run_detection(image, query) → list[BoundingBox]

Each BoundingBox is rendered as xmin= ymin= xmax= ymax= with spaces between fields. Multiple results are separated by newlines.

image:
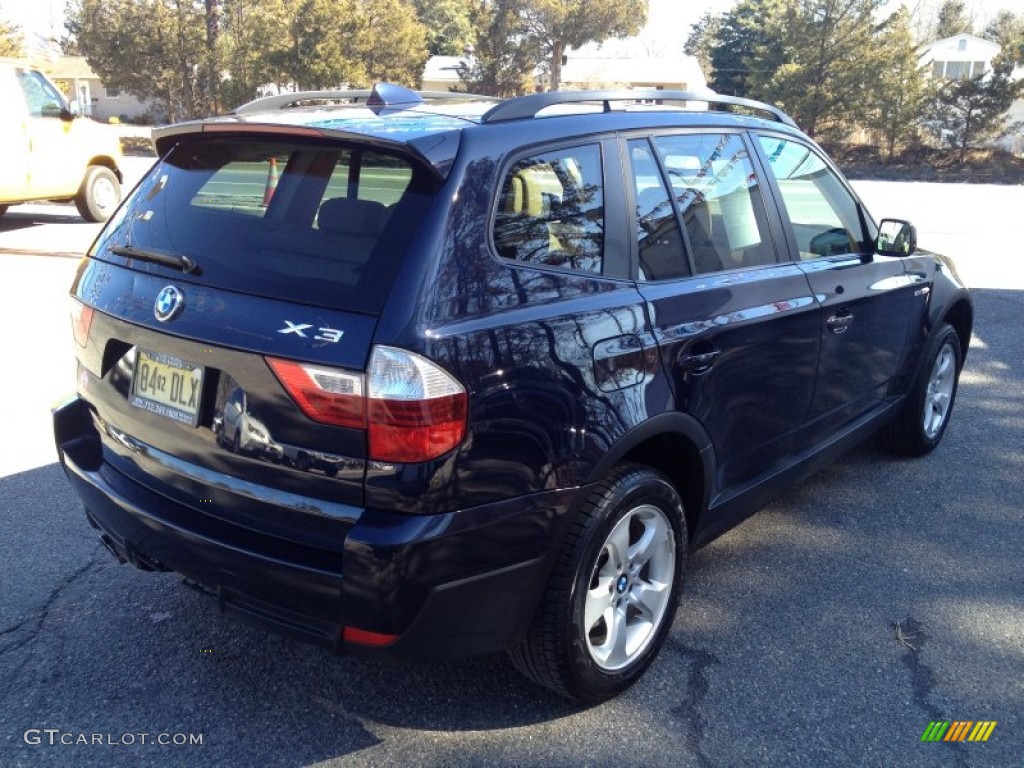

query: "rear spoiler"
xmin=151 ymin=120 xmax=461 ymax=181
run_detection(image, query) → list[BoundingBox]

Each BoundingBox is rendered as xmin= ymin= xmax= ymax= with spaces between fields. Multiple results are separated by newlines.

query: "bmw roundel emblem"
xmin=154 ymin=285 xmax=184 ymax=322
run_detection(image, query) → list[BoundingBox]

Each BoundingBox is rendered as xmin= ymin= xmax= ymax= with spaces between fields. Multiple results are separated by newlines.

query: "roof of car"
xmin=152 ymin=84 xmax=803 ymax=178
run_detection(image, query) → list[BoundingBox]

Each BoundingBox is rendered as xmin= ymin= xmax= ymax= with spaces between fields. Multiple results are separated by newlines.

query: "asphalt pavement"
xmin=0 ymin=178 xmax=1020 ymax=767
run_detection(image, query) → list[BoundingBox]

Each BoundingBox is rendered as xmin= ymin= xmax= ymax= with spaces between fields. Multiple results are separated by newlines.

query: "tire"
xmin=879 ymin=322 xmax=962 ymax=456
xmin=74 ymin=166 xmax=121 ymax=223
xmin=0 ymin=204 xmax=8 ymax=218
xmin=509 ymin=463 xmax=686 ymax=702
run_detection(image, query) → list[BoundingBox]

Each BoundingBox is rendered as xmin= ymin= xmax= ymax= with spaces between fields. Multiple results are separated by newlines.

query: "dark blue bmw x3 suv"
xmin=54 ymin=84 xmax=972 ymax=701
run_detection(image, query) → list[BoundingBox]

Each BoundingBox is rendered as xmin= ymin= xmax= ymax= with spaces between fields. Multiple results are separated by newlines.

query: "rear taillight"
xmin=265 ymin=358 xmax=365 ymax=429
xmin=367 ymin=346 xmax=467 ymax=463
xmin=70 ymin=299 xmax=94 ymax=347
xmin=267 ymin=346 xmax=467 ymax=463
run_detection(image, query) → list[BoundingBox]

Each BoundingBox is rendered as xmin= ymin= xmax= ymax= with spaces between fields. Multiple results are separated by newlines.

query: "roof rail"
xmin=480 ymin=89 xmax=798 ymax=128
xmin=233 ymin=83 xmax=497 ymax=115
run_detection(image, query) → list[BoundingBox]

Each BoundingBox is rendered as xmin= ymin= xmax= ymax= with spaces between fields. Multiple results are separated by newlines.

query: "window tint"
xmin=192 ymin=147 xmax=412 ymax=218
xmin=92 ymin=138 xmax=433 ymax=314
xmin=758 ymin=136 xmax=864 ymax=259
xmin=493 ymin=144 xmax=604 ymax=274
xmin=654 ymin=133 xmax=775 ymax=273
xmin=629 ymin=139 xmax=688 ymax=281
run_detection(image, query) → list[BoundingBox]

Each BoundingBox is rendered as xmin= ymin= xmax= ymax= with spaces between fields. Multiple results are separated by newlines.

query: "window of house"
xmin=758 ymin=136 xmax=864 ymax=260
xmin=105 ymin=86 xmax=121 ymax=99
xmin=493 ymin=144 xmax=604 ymax=274
xmin=945 ymin=61 xmax=968 ymax=79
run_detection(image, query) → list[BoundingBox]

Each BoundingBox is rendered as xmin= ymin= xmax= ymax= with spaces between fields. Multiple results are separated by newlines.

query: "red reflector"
xmin=266 ymin=357 xmax=365 ymax=429
xmin=343 ymin=626 xmax=398 ymax=647
xmin=368 ymin=394 xmax=467 ymax=463
xmin=71 ymin=301 xmax=94 ymax=347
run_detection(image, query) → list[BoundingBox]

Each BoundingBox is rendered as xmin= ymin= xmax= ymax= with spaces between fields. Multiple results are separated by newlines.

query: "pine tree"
xmin=934 ymin=0 xmax=972 ymax=39
xmin=412 ymin=0 xmax=474 ymax=57
xmin=0 ymin=19 xmax=21 ymax=57
xmin=875 ymin=6 xmax=929 ymax=160
xmin=924 ymin=55 xmax=1024 ymax=162
xmin=459 ymin=0 xmax=541 ymax=96
xmin=526 ymin=0 xmax=647 ymax=91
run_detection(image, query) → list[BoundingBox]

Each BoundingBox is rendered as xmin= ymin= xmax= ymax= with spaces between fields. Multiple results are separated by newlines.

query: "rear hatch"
xmin=71 ymin=130 xmax=442 ymax=555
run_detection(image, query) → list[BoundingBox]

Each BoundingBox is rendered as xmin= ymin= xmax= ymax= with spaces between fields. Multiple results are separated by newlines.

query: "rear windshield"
xmin=91 ymin=137 xmax=439 ymax=313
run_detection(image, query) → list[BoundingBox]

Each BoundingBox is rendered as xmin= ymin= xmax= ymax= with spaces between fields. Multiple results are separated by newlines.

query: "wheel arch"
xmin=85 ymin=155 xmax=123 ymax=183
xmin=584 ymin=413 xmax=714 ymax=542
xmin=941 ymin=297 xmax=972 ymax=368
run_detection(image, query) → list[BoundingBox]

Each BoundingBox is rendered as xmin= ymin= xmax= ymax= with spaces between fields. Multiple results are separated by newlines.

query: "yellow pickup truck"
xmin=0 ymin=59 xmax=123 ymax=222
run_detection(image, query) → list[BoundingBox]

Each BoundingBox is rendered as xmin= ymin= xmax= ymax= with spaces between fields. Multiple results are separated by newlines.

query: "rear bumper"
xmin=54 ymin=395 xmax=578 ymax=658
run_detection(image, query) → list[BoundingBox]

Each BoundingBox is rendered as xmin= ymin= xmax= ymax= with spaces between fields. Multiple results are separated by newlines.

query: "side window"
xmin=493 ymin=144 xmax=604 ymax=274
xmin=629 ymin=139 xmax=688 ymax=281
xmin=758 ymin=136 xmax=864 ymax=259
xmin=654 ymin=133 xmax=775 ymax=273
xmin=17 ymin=71 xmax=65 ymax=117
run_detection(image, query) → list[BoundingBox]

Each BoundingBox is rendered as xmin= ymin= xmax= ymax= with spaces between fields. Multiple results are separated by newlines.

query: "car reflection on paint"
xmin=214 ymin=387 xmax=283 ymax=461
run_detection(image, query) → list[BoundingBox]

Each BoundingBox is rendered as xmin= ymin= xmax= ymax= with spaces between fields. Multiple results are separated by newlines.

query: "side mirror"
xmin=875 ymin=218 xmax=917 ymax=256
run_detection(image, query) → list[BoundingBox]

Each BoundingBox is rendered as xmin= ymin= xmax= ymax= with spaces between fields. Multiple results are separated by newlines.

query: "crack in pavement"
xmin=667 ymin=639 xmax=720 ymax=768
xmin=895 ymin=616 xmax=967 ymax=768
xmin=0 ymin=549 xmax=102 ymax=672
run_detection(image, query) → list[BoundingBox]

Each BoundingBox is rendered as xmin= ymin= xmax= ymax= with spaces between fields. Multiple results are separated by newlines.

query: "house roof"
xmin=919 ymin=34 xmax=1001 ymax=58
xmin=560 ymin=53 xmax=705 ymax=88
xmin=423 ymin=56 xmax=466 ymax=85
xmin=44 ymin=56 xmax=99 ymax=80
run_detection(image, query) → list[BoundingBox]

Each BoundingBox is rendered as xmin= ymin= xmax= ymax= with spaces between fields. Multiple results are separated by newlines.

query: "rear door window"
xmin=653 ymin=133 xmax=776 ymax=273
xmin=92 ymin=138 xmax=436 ymax=314
xmin=629 ymin=138 xmax=689 ymax=281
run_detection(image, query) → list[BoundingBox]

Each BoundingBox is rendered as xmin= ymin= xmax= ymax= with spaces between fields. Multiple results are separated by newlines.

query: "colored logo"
xmin=154 ymin=285 xmax=184 ymax=322
xmin=921 ymin=721 xmax=997 ymax=742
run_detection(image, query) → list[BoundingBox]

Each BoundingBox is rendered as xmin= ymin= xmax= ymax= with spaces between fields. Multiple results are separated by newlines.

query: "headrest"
xmin=317 ymin=198 xmax=387 ymax=237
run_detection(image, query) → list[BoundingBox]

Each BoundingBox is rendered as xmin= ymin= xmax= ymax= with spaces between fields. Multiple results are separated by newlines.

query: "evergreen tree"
xmin=933 ymin=0 xmax=972 ymax=39
xmin=0 ymin=19 xmax=21 ymax=57
xmin=708 ymin=0 xmax=787 ymax=98
xmin=459 ymin=0 xmax=541 ymax=96
xmin=526 ymin=0 xmax=647 ymax=91
xmin=983 ymin=11 xmax=1024 ymax=64
xmin=353 ymin=0 xmax=429 ymax=87
xmin=875 ymin=6 xmax=929 ymax=160
xmin=749 ymin=0 xmax=888 ymax=139
xmin=67 ymin=0 xmax=207 ymax=122
xmin=684 ymin=11 xmax=721 ymax=80
xmin=924 ymin=55 xmax=1024 ymax=162
xmin=412 ymin=0 xmax=474 ymax=57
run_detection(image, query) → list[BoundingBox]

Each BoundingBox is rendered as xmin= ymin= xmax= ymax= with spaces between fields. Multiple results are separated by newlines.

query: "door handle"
xmin=826 ymin=311 xmax=854 ymax=334
xmin=679 ymin=349 xmax=720 ymax=373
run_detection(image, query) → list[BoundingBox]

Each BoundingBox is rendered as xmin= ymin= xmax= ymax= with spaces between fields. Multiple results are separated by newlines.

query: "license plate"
xmin=130 ymin=349 xmax=204 ymax=426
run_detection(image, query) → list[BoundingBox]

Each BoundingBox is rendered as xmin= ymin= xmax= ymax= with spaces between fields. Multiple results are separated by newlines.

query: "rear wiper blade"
xmin=110 ymin=244 xmax=198 ymax=274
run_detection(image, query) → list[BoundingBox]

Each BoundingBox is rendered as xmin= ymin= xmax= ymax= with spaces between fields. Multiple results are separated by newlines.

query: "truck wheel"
xmin=0 ymin=205 xmax=8 ymax=218
xmin=75 ymin=166 xmax=121 ymax=223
